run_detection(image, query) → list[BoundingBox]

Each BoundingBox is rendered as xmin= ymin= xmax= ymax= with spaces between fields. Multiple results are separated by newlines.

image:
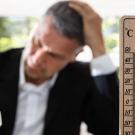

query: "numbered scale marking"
xmin=120 ymin=16 xmax=135 ymax=135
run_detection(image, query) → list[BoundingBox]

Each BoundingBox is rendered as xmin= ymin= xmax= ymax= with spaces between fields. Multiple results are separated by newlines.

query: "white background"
xmin=0 ymin=0 xmax=135 ymax=17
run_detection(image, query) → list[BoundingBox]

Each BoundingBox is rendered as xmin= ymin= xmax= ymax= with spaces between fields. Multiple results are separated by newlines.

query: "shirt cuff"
xmin=90 ymin=54 xmax=117 ymax=76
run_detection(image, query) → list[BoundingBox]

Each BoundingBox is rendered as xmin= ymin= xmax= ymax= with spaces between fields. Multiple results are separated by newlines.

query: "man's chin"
xmin=26 ymin=74 xmax=47 ymax=84
xmin=26 ymin=71 xmax=53 ymax=83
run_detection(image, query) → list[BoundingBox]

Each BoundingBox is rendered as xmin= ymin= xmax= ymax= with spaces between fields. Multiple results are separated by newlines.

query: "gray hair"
xmin=44 ymin=1 xmax=85 ymax=46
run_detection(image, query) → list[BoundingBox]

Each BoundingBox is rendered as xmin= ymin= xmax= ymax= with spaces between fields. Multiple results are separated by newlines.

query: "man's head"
xmin=24 ymin=1 xmax=85 ymax=84
xmin=45 ymin=1 xmax=85 ymax=46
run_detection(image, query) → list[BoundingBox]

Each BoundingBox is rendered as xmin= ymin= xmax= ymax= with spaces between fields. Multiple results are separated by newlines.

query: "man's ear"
xmin=70 ymin=47 xmax=84 ymax=62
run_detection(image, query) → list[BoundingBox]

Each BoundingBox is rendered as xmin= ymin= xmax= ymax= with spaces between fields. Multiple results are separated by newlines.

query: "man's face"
xmin=24 ymin=16 xmax=82 ymax=84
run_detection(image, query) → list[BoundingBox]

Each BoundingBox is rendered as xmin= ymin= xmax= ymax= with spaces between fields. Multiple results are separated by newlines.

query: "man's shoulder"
xmin=61 ymin=61 xmax=91 ymax=78
xmin=67 ymin=61 xmax=90 ymax=71
xmin=0 ymin=48 xmax=23 ymax=58
xmin=56 ymin=61 xmax=93 ymax=90
xmin=0 ymin=48 xmax=23 ymax=72
xmin=0 ymin=48 xmax=23 ymax=61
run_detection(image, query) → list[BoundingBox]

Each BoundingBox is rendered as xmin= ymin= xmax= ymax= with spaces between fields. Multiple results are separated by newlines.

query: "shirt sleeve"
xmin=90 ymin=54 xmax=117 ymax=76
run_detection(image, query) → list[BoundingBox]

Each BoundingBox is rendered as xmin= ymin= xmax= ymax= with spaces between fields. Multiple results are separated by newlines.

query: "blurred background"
xmin=0 ymin=0 xmax=134 ymax=134
xmin=0 ymin=0 xmax=135 ymax=68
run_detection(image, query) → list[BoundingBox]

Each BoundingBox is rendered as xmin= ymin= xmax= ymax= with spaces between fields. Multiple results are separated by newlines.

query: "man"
xmin=0 ymin=1 xmax=119 ymax=135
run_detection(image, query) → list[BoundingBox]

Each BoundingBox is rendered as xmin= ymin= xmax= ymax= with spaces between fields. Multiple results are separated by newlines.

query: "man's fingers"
xmin=69 ymin=1 xmax=96 ymax=15
xmin=69 ymin=2 xmax=86 ymax=16
xmin=69 ymin=1 xmax=101 ymax=21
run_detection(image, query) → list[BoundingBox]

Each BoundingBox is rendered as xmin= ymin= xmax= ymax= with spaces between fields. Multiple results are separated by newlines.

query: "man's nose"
xmin=32 ymin=47 xmax=49 ymax=67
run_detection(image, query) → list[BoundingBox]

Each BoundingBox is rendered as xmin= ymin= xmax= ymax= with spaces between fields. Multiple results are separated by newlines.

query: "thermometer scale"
xmin=120 ymin=16 xmax=135 ymax=135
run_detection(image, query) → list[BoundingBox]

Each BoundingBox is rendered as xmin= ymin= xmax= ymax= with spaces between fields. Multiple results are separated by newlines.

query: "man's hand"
xmin=69 ymin=1 xmax=106 ymax=58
